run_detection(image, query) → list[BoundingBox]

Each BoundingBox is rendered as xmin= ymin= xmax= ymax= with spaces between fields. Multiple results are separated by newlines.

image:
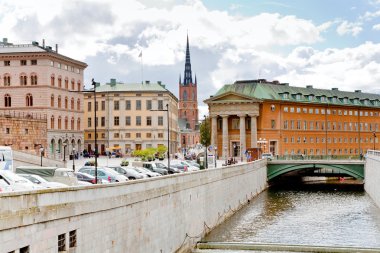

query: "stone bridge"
xmin=267 ymin=159 xmax=365 ymax=181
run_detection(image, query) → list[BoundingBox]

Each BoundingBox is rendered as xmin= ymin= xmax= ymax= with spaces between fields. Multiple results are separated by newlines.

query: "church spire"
xmin=183 ymin=34 xmax=193 ymax=85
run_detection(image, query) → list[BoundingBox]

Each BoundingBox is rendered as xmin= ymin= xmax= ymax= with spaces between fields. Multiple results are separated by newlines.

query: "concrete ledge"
xmin=196 ymin=242 xmax=380 ymax=252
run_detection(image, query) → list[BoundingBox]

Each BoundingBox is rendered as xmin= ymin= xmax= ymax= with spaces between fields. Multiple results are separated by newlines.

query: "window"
xmin=284 ymin=120 xmax=288 ymax=129
xmin=136 ymin=100 xmax=141 ymax=110
xmin=146 ymin=116 xmax=152 ymax=126
xmin=88 ymin=101 xmax=91 ymax=111
xmin=126 ymin=100 xmax=131 ymax=110
xmin=290 ymin=107 xmax=294 ymax=113
xmin=309 ymin=95 xmax=314 ymax=101
xmin=58 ymin=233 xmax=66 ymax=252
xmin=146 ymin=100 xmax=152 ymax=110
xmin=69 ymin=230 xmax=77 ymax=248
xmin=3 ymin=75 xmax=10 ymax=86
xmin=65 ymin=117 xmax=68 ymax=129
xmin=284 ymin=107 xmax=288 ymax=112
xmin=158 ymin=100 xmax=163 ymax=110
xmin=158 ymin=133 xmax=164 ymax=138
xmin=114 ymin=133 xmax=120 ymax=138
xmin=20 ymin=75 xmax=27 ymax=85
xmin=146 ymin=133 xmax=152 ymax=138
xmin=136 ymin=133 xmax=141 ymax=138
xmin=271 ymin=105 xmax=275 ymax=111
xmin=58 ymin=77 xmax=62 ymax=88
xmin=101 ymin=117 xmax=105 ymax=127
xmin=88 ymin=117 xmax=92 ymax=127
xmin=283 ymin=93 xmax=289 ymax=99
xmin=65 ymin=79 xmax=68 ymax=89
xmin=95 ymin=117 xmax=98 ymax=127
xmin=95 ymin=102 xmax=99 ymax=111
xmin=4 ymin=60 xmax=10 ymax=66
xmin=77 ymin=118 xmax=81 ymax=130
xmin=114 ymin=100 xmax=119 ymax=110
xmin=183 ymin=90 xmax=188 ymax=101
xmin=26 ymin=93 xmax=33 ymax=106
xmin=271 ymin=120 xmax=275 ymax=129
xmin=125 ymin=116 xmax=131 ymax=126
xmin=158 ymin=116 xmax=163 ymax=126
xmin=77 ymin=99 xmax=80 ymax=110
xmin=125 ymin=133 xmax=131 ymax=138
xmin=114 ymin=116 xmax=119 ymax=126
xmin=77 ymin=81 xmax=81 ymax=91
xmin=4 ymin=94 xmax=11 ymax=107
xmin=232 ymin=119 xmax=239 ymax=129
xmin=30 ymin=74 xmax=37 ymax=85
xmin=51 ymin=116 xmax=55 ymax=129
xmin=296 ymin=94 xmax=301 ymax=100
xmin=65 ymin=97 xmax=68 ymax=109
xmin=71 ymin=80 xmax=75 ymax=90
xmin=6 ymin=128 xmax=10 ymax=134
xmin=31 ymin=59 xmax=37 ymax=65
xmin=136 ymin=116 xmax=141 ymax=126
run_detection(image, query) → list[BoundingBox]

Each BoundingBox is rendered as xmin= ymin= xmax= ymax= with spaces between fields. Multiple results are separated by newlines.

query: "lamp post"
xmin=63 ymin=143 xmax=67 ymax=162
xmin=151 ymin=103 xmax=170 ymax=169
xmin=92 ymin=79 xmax=98 ymax=183
xmin=39 ymin=146 xmax=44 ymax=167
xmin=72 ymin=147 xmax=76 ymax=171
xmin=204 ymin=115 xmax=208 ymax=169
xmin=373 ymin=131 xmax=376 ymax=151
xmin=214 ymin=147 xmax=217 ymax=167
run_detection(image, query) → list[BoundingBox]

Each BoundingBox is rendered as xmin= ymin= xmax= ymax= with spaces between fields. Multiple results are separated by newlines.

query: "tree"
xmin=200 ymin=116 xmax=211 ymax=147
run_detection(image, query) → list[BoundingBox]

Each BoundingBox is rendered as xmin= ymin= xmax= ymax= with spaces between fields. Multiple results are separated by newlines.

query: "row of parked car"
xmin=0 ymin=160 xmax=202 ymax=193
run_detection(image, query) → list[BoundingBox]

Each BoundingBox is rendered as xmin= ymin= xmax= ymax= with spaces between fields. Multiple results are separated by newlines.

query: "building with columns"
xmin=0 ymin=38 xmax=87 ymax=159
xmin=178 ymin=35 xmax=200 ymax=150
xmin=84 ymin=79 xmax=179 ymax=156
xmin=205 ymin=79 xmax=380 ymax=160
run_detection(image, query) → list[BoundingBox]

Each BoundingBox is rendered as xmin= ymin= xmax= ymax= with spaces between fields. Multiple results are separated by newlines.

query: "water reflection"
xmin=204 ymin=182 xmax=380 ymax=248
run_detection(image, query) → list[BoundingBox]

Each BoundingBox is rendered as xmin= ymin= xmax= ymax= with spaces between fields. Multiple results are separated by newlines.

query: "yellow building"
xmin=84 ymin=79 xmax=179 ymax=156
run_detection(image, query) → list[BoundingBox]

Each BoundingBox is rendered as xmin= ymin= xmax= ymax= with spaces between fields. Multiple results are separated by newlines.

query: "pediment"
xmin=204 ymin=91 xmax=261 ymax=104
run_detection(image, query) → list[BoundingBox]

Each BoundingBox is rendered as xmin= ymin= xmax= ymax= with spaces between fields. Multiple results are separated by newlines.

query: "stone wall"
xmin=0 ymin=160 xmax=267 ymax=253
xmin=364 ymin=153 xmax=380 ymax=208
xmin=0 ymin=114 xmax=47 ymax=152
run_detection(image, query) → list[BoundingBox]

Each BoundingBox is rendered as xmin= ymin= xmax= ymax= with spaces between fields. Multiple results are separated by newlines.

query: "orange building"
xmin=205 ymin=79 xmax=380 ymax=160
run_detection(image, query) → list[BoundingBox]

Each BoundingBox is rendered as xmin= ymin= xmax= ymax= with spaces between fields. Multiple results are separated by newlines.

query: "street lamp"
xmin=92 ymin=79 xmax=98 ymax=183
xmin=63 ymin=143 xmax=67 ymax=162
xmin=373 ymin=131 xmax=376 ymax=151
xmin=151 ymin=104 xmax=170 ymax=169
xmin=39 ymin=146 xmax=44 ymax=167
xmin=204 ymin=115 xmax=208 ymax=169
xmin=214 ymin=147 xmax=217 ymax=168
xmin=72 ymin=147 xmax=76 ymax=171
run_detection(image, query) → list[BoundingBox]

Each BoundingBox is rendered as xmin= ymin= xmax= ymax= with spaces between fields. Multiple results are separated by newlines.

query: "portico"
xmin=205 ymin=92 xmax=261 ymax=161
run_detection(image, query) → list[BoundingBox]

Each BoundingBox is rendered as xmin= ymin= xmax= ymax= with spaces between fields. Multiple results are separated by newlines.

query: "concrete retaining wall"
xmin=13 ymin=150 xmax=65 ymax=168
xmin=365 ymin=153 xmax=380 ymax=208
xmin=0 ymin=160 xmax=267 ymax=253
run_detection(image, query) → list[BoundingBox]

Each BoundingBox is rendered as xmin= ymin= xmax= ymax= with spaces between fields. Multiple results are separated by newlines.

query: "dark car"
xmin=155 ymin=162 xmax=180 ymax=174
xmin=75 ymin=172 xmax=102 ymax=184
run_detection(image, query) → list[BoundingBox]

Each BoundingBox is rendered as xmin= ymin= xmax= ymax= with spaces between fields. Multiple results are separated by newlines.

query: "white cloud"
xmin=373 ymin=24 xmax=380 ymax=30
xmin=336 ymin=21 xmax=362 ymax=36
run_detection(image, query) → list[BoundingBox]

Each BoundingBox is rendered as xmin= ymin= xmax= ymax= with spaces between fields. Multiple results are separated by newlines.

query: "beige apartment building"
xmin=84 ymin=79 xmax=179 ymax=156
xmin=0 ymin=38 xmax=87 ymax=159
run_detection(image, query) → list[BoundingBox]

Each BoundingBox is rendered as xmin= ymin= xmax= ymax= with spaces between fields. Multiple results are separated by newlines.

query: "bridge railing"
xmin=366 ymin=150 xmax=380 ymax=157
xmin=273 ymin=154 xmax=361 ymax=161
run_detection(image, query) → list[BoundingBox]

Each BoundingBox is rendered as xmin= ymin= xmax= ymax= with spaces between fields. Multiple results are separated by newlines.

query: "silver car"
xmin=108 ymin=166 xmax=146 ymax=180
xmin=78 ymin=166 xmax=128 ymax=183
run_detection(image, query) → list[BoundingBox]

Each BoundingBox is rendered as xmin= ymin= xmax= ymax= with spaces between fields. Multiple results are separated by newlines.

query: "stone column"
xmin=211 ymin=116 xmax=218 ymax=154
xmin=222 ymin=115 xmax=229 ymax=160
xmin=239 ymin=114 xmax=246 ymax=161
xmin=251 ymin=115 xmax=258 ymax=148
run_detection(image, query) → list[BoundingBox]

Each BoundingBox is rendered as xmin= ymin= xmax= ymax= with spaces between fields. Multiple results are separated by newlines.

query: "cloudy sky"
xmin=1 ymin=0 xmax=380 ymax=117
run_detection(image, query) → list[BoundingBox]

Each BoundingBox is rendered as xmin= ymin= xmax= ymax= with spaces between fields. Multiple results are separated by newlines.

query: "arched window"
xmin=77 ymin=81 xmax=81 ymax=91
xmin=183 ymin=90 xmax=188 ymax=101
xmin=58 ymin=116 xmax=62 ymax=129
xmin=30 ymin=74 xmax=37 ymax=85
xmin=50 ymin=115 xmax=55 ymax=129
xmin=71 ymin=79 xmax=75 ymax=90
xmin=3 ymin=74 xmax=11 ymax=86
xmin=65 ymin=96 xmax=68 ymax=109
xmin=71 ymin=117 xmax=75 ymax=130
xmin=20 ymin=74 xmax=27 ymax=85
xmin=51 ymin=75 xmax=55 ymax=86
xmin=71 ymin=98 xmax=74 ymax=110
xmin=51 ymin=95 xmax=54 ymax=107
xmin=77 ymin=99 xmax=80 ymax=110
xmin=77 ymin=118 xmax=81 ymax=130
xmin=26 ymin=93 xmax=33 ymax=106
xmin=65 ymin=116 xmax=68 ymax=130
xmin=58 ymin=77 xmax=62 ymax=88
xmin=65 ymin=78 xmax=68 ymax=89
xmin=4 ymin=94 xmax=11 ymax=107
xmin=58 ymin=96 xmax=62 ymax=108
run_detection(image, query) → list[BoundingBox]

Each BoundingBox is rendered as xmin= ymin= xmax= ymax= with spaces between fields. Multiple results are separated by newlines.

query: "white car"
xmin=0 ymin=170 xmax=45 ymax=191
xmin=171 ymin=160 xmax=200 ymax=172
xmin=261 ymin=153 xmax=274 ymax=160
xmin=18 ymin=174 xmax=67 ymax=188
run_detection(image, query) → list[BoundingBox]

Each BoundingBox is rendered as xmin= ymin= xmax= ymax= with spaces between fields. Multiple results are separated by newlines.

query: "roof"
xmin=213 ymin=80 xmax=380 ymax=108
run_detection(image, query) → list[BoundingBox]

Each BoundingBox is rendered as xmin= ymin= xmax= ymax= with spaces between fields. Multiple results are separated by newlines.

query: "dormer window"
xmin=282 ymin=93 xmax=289 ymax=99
xmin=364 ymin=99 xmax=370 ymax=105
xmin=355 ymin=98 xmax=359 ymax=104
xmin=321 ymin=96 xmax=326 ymax=102
xmin=343 ymin=97 xmax=348 ymax=104
xmin=332 ymin=97 xmax=337 ymax=103
xmin=375 ymin=100 xmax=379 ymax=106
xmin=308 ymin=95 xmax=314 ymax=101
xmin=296 ymin=94 xmax=302 ymax=100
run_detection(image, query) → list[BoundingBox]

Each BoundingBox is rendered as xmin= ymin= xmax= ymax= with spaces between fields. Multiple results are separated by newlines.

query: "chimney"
xmin=306 ymin=85 xmax=313 ymax=89
xmin=145 ymin=80 xmax=150 ymax=84
xmin=42 ymin=39 xmax=45 ymax=48
xmin=55 ymin=44 xmax=58 ymax=53
xmin=110 ymin=78 xmax=116 ymax=86
xmin=157 ymin=81 xmax=162 ymax=85
xmin=332 ymin=88 xmax=338 ymax=91
xmin=3 ymin=38 xmax=8 ymax=44
xmin=355 ymin=90 xmax=361 ymax=93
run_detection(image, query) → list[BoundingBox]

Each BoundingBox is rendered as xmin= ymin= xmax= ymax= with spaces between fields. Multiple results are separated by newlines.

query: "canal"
xmin=200 ymin=181 xmax=380 ymax=252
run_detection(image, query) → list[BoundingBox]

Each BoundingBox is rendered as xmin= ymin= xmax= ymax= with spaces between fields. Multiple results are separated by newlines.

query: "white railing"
xmin=366 ymin=150 xmax=380 ymax=157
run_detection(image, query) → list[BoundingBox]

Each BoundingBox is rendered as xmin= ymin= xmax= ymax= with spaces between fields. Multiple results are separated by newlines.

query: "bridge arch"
xmin=267 ymin=163 xmax=364 ymax=181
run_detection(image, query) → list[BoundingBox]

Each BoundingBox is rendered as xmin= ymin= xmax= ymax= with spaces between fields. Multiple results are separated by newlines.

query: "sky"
xmin=1 ymin=0 xmax=380 ymax=117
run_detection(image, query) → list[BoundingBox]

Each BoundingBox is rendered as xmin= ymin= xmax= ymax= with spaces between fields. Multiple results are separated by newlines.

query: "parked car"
xmin=132 ymin=167 xmax=161 ymax=177
xmin=155 ymin=162 xmax=180 ymax=174
xmin=108 ymin=166 xmax=146 ymax=180
xmin=170 ymin=163 xmax=188 ymax=173
xmin=75 ymin=172 xmax=105 ymax=184
xmin=0 ymin=178 xmax=13 ymax=192
xmin=185 ymin=160 xmax=200 ymax=169
xmin=261 ymin=153 xmax=274 ymax=160
xmin=0 ymin=170 xmax=45 ymax=191
xmin=18 ymin=174 xmax=67 ymax=188
xmin=78 ymin=166 xmax=128 ymax=183
xmin=15 ymin=166 xmax=79 ymax=186
xmin=132 ymin=161 xmax=168 ymax=175
xmin=172 ymin=160 xmax=200 ymax=172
